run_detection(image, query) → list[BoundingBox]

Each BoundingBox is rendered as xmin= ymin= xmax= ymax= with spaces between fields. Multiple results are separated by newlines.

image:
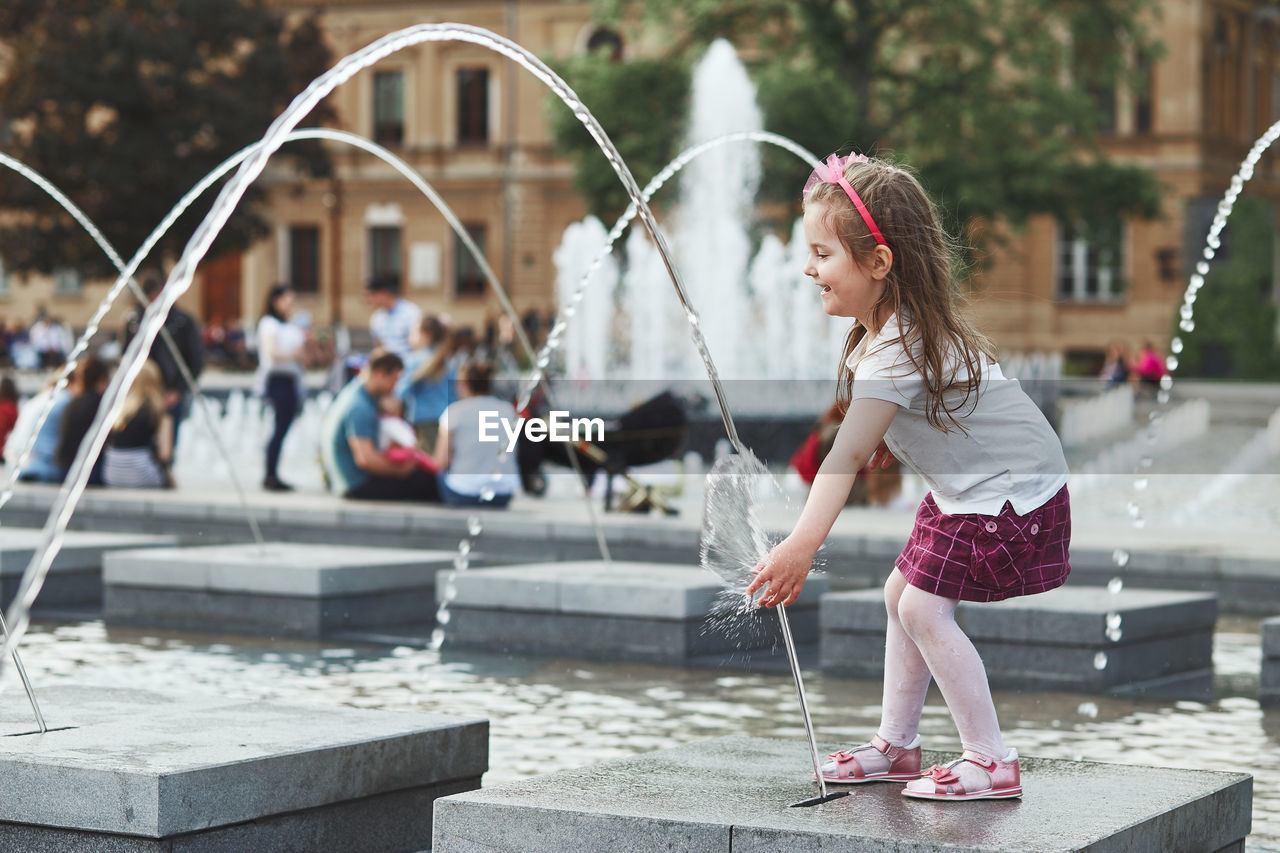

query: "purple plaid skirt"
xmin=895 ymin=485 xmax=1071 ymax=602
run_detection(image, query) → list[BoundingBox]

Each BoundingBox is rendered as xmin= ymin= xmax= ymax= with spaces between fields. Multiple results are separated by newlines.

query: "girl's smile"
xmin=802 ymin=204 xmax=891 ymax=327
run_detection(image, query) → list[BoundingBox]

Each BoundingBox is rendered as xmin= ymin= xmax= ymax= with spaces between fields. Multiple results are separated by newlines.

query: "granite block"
xmin=432 ymin=736 xmax=1251 ymax=853
xmin=821 ymin=586 xmax=1216 ymax=644
xmin=820 ymin=586 xmax=1218 ymax=694
xmin=1264 ymin=616 xmax=1280 ymax=657
xmin=103 ymin=542 xmax=455 ymax=596
xmin=443 ymin=561 xmax=825 ymax=619
xmin=0 ymin=686 xmax=487 ymax=840
xmin=0 ymin=529 xmax=177 ymax=577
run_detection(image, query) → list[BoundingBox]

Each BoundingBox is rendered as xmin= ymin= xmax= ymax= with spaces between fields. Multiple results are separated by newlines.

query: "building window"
xmin=369 ymin=226 xmax=402 ymax=289
xmin=456 ymin=68 xmax=489 ymax=145
xmin=1088 ymin=83 xmax=1116 ymax=134
xmin=54 ymin=267 xmax=82 ymax=295
xmin=1057 ymin=220 xmax=1125 ymax=302
xmin=373 ymin=70 xmax=404 ymax=147
xmin=1133 ymin=51 xmax=1153 ymax=135
xmin=288 ymin=225 xmax=320 ymax=294
xmin=454 ymin=223 xmax=487 ymax=298
xmin=0 ymin=255 xmax=7 ymax=295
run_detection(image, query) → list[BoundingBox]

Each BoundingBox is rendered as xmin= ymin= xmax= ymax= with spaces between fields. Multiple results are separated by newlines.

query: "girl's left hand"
xmin=746 ymin=536 xmax=815 ymax=608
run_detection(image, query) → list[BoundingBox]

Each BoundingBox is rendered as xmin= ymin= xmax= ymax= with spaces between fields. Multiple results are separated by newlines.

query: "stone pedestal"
xmin=0 ymin=528 xmax=176 ymax=611
xmin=103 ymin=542 xmax=459 ymax=639
xmin=821 ymin=586 xmax=1217 ymax=696
xmin=432 ymin=736 xmax=1251 ymax=853
xmin=1263 ymin=616 xmax=1280 ymax=708
xmin=439 ymin=561 xmax=828 ymax=664
xmin=0 ymin=685 xmax=486 ymax=852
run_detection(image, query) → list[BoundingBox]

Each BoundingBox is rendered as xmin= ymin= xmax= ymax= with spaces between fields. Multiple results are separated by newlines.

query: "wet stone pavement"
xmin=15 ymin=613 xmax=1279 ymax=852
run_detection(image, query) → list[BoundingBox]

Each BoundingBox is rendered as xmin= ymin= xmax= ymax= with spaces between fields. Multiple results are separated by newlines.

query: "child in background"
xmin=747 ymin=153 xmax=1071 ymax=801
xmin=378 ymin=395 xmax=436 ymax=473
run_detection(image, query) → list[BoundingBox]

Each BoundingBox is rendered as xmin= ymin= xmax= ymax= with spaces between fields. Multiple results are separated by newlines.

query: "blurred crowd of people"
xmin=0 ymin=271 xmax=203 ymax=490
xmin=309 ymin=278 xmax=537 ymax=506
xmin=1099 ymin=339 xmax=1170 ymax=393
xmin=0 ymin=270 xmax=555 ymax=506
xmin=0 ymin=308 xmax=77 ymax=370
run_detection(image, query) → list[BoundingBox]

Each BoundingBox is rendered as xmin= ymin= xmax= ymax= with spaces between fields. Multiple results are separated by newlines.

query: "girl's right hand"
xmin=745 ymin=536 xmax=816 ymax=608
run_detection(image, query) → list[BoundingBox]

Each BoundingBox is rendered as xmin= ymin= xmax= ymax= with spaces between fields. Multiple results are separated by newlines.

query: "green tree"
xmin=0 ymin=0 xmax=333 ymax=278
xmin=572 ymin=0 xmax=1163 ymax=255
xmin=1175 ymin=196 xmax=1280 ymax=379
xmin=546 ymin=51 xmax=690 ymax=223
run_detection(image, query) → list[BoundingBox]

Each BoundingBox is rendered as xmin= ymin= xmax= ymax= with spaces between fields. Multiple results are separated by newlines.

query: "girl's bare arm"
xmin=747 ymin=397 xmax=899 ymax=608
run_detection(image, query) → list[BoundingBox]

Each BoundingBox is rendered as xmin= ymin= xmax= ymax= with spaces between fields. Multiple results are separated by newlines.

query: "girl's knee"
xmin=896 ymin=587 xmax=951 ymax=639
xmin=883 ymin=570 xmax=908 ymax=618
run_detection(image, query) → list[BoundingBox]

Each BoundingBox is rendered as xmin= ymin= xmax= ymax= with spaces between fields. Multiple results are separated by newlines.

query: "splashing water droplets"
xmin=1093 ymin=652 xmax=1109 ymax=671
xmin=1108 ymin=577 xmax=1125 ymax=594
xmin=467 ymin=516 xmax=483 ymax=537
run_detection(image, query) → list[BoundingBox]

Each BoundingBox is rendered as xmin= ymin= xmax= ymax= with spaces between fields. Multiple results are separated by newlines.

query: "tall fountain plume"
xmin=671 ymin=39 xmax=763 ymax=380
xmin=555 ymin=40 xmax=848 ymax=391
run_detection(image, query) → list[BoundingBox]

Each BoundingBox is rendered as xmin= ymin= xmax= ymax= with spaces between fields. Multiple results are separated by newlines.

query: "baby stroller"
xmin=527 ymin=391 xmax=688 ymax=515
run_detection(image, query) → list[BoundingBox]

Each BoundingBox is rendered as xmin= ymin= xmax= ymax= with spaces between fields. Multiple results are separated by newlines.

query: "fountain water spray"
xmin=4 ymin=123 xmax=613 ymax=663
xmin=517 ymin=130 xmax=820 ymax=412
xmin=0 ymin=153 xmax=266 ymax=557
xmin=701 ymin=449 xmax=846 ymax=807
xmin=1096 ymin=118 xmax=1280 ymax=675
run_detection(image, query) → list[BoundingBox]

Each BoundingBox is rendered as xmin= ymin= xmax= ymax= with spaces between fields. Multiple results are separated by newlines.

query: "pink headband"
xmin=802 ymin=153 xmax=887 ymax=247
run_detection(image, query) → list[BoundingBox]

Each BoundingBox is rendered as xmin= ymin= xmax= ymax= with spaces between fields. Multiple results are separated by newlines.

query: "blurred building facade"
xmin=1 ymin=0 xmax=1275 ymax=370
xmin=969 ymin=0 xmax=1280 ymax=370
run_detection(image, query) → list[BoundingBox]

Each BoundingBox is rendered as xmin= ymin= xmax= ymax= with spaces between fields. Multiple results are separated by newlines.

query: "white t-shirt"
xmin=846 ymin=313 xmax=1068 ymax=516
xmin=254 ymin=315 xmax=306 ymax=394
xmin=369 ymin=298 xmax=421 ymax=359
xmin=378 ymin=415 xmax=417 ymax=451
xmin=439 ymin=395 xmax=520 ymax=497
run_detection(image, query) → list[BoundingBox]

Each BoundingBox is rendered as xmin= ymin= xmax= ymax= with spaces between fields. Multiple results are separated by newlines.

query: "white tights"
xmin=874 ymin=569 xmax=1006 ymax=762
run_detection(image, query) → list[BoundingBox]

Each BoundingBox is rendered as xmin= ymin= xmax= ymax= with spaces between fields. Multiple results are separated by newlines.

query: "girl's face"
xmin=275 ymin=291 xmax=295 ymax=317
xmin=802 ymin=203 xmax=888 ymax=324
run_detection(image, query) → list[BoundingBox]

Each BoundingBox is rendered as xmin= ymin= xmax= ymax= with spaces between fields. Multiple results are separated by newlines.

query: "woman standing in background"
xmin=255 ymin=284 xmax=309 ymax=492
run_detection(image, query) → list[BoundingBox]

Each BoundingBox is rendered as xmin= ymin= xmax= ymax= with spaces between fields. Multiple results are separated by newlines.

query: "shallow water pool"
xmin=13 ymin=615 xmax=1277 ymax=851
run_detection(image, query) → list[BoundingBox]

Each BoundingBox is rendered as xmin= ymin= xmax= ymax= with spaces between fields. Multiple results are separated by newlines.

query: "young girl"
xmin=746 ymin=153 xmax=1070 ymax=801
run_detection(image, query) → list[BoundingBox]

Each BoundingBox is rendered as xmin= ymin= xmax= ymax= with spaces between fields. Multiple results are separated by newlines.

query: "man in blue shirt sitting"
xmin=321 ymin=349 xmax=440 ymax=501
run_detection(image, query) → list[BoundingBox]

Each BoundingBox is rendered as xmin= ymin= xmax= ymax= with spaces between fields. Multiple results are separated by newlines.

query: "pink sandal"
xmin=902 ymin=749 xmax=1022 ymax=800
xmin=820 ymin=734 xmax=923 ymax=783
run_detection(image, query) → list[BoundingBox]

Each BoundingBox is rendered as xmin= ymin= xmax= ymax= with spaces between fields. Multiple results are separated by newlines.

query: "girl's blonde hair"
xmin=113 ymin=360 xmax=166 ymax=431
xmin=805 ymin=156 xmax=996 ymax=432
